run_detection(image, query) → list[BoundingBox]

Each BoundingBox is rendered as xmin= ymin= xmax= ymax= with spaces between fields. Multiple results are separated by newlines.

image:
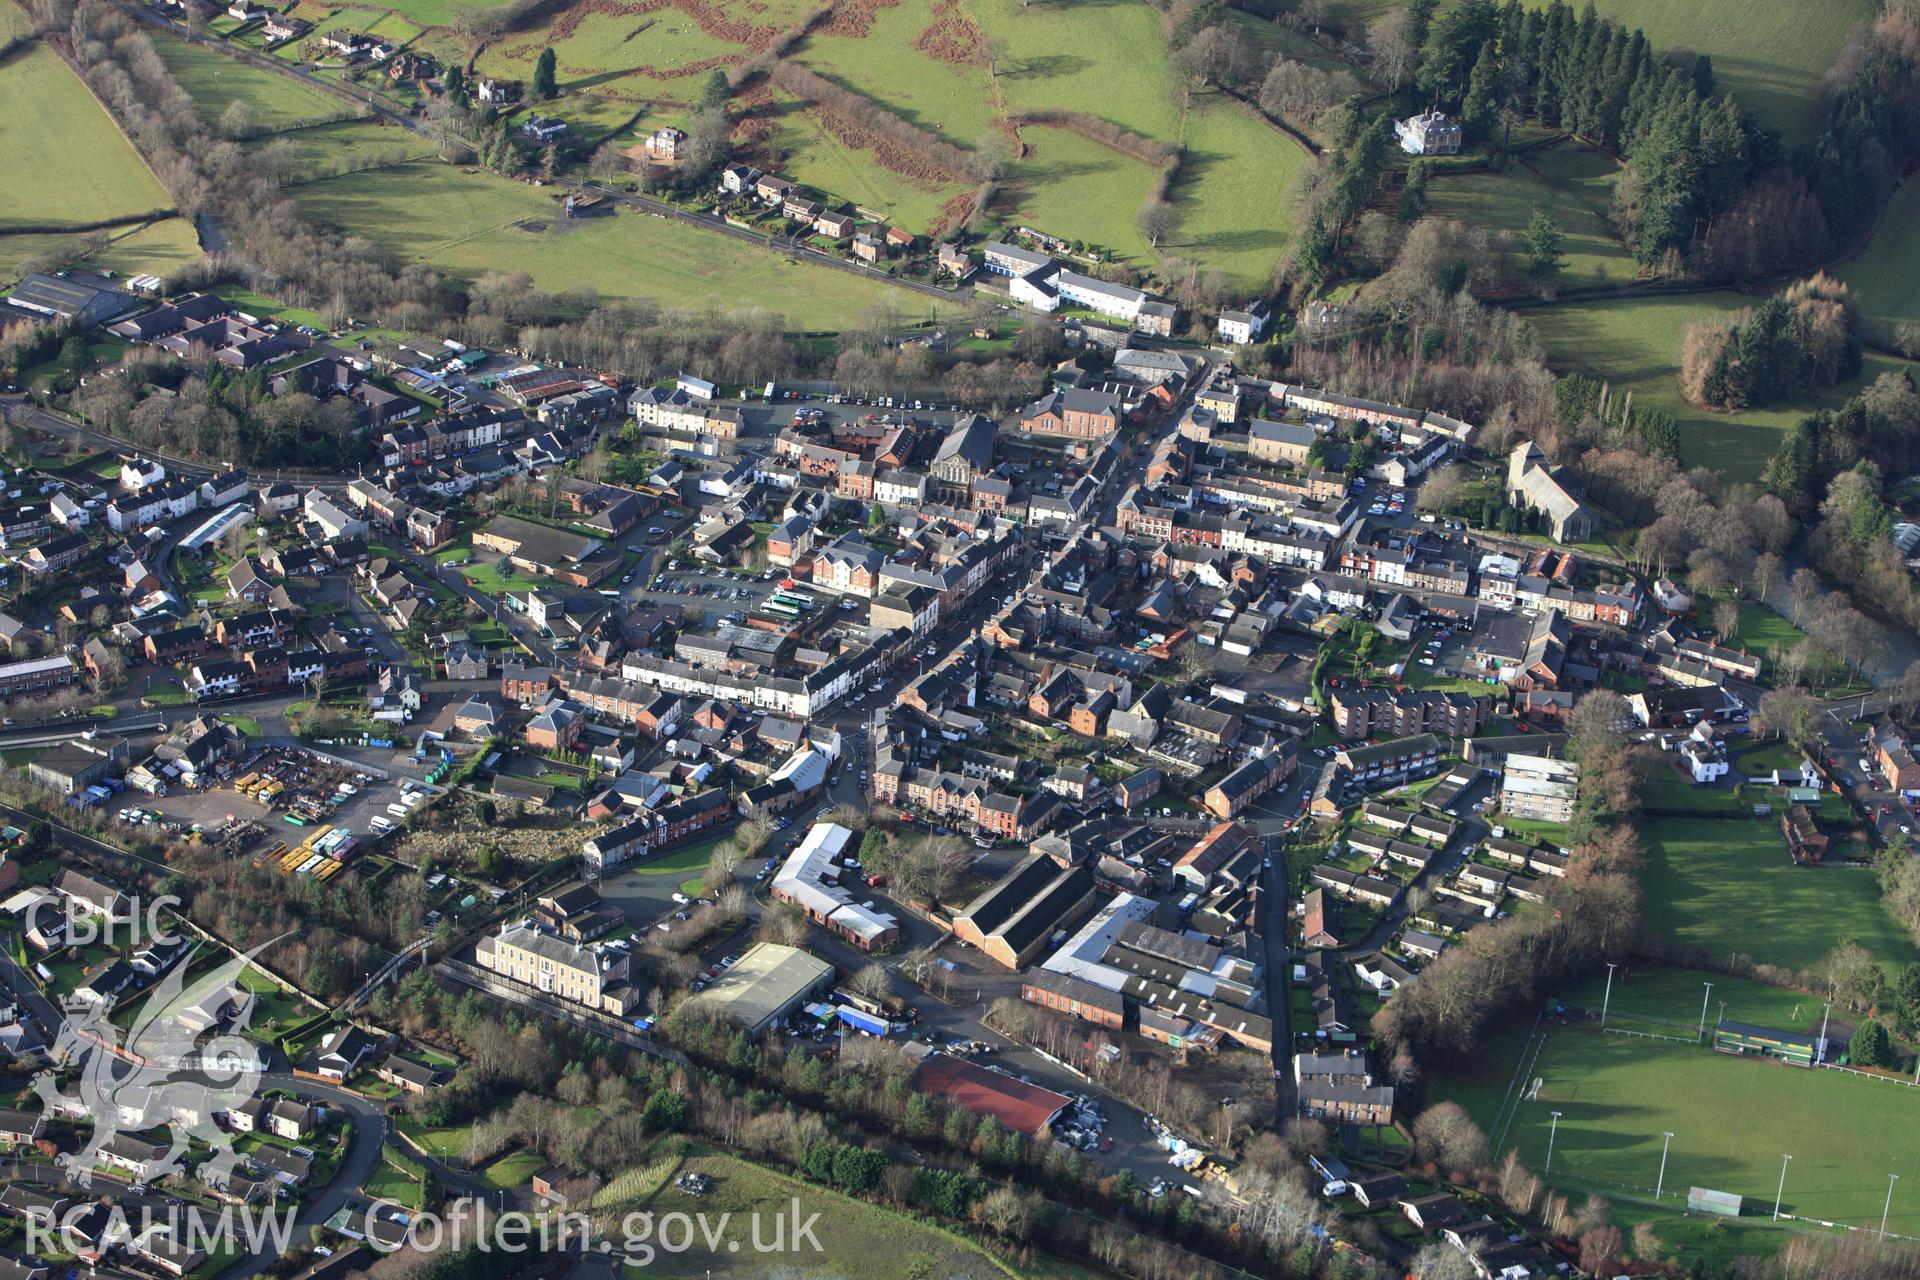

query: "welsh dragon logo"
xmin=32 ymin=934 xmax=286 ymax=1193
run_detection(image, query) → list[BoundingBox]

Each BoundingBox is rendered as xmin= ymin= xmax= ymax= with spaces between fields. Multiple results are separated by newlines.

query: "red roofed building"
xmin=910 ymin=1052 xmax=1072 ymax=1138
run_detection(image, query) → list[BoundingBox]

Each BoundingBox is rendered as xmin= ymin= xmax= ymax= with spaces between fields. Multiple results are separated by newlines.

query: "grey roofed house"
xmin=1248 ymin=418 xmax=1317 ymax=450
xmin=983 ymin=240 xmax=1054 ymax=273
xmin=1113 ymin=347 xmax=1196 ymax=384
xmin=0 ymin=1184 xmax=68 ymax=1223
xmin=247 ymin=1143 xmax=312 ymax=1183
xmin=0 ymin=1250 xmax=49 ymax=1280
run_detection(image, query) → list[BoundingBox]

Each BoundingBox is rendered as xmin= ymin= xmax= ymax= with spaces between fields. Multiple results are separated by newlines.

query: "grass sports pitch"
xmin=1469 ymin=1019 xmax=1920 ymax=1238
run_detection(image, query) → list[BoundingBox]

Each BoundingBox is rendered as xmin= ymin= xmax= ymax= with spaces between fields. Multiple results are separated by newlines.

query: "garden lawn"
xmin=0 ymin=218 xmax=202 ymax=287
xmin=395 ymin=1120 xmax=472 ymax=1160
xmin=1835 ymin=179 xmax=1920 ymax=343
xmin=152 ymin=35 xmax=350 ymax=133
xmin=0 ymin=43 xmax=172 ymax=231
xmin=1731 ymin=603 xmax=1807 ymax=663
xmin=1452 ymin=1022 xmax=1920 ymax=1236
xmin=628 ymin=836 xmax=730 ymax=878
xmin=1521 ymin=0 xmax=1872 ymax=146
xmin=291 ymin=162 xmax=922 ymax=330
xmin=477 ymin=1146 xmax=547 ymax=1191
xmin=1527 ymin=292 xmax=1920 ymax=485
xmin=363 ymin=1158 xmax=427 ymax=1210
xmin=1427 ymin=141 xmax=1636 ymax=288
xmin=1641 ymin=816 xmax=1910 ymax=971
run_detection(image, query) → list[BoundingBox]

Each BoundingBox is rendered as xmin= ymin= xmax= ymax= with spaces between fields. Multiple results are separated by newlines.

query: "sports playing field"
xmin=1468 ymin=1021 xmax=1920 ymax=1236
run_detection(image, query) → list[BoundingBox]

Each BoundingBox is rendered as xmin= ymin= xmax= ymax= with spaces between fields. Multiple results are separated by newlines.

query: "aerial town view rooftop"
xmin=0 ymin=0 xmax=1918 ymax=1278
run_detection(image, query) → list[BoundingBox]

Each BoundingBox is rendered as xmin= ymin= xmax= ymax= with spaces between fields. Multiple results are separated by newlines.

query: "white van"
xmin=387 ymin=803 xmax=409 ymax=818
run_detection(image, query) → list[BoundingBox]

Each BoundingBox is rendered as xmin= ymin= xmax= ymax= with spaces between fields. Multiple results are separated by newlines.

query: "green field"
xmin=1731 ymin=603 xmax=1808 ymax=663
xmin=1557 ymin=962 xmax=1833 ymax=1034
xmin=364 ymin=1157 xmax=429 ymax=1210
xmin=294 ymin=0 xmax=1312 ymax=285
xmin=1428 ymin=142 xmax=1636 ymax=288
xmin=626 ymin=1144 xmax=1090 ymax=1279
xmin=248 ymin=117 xmax=430 ymax=179
xmin=1457 ymin=1022 xmax=1920 ymax=1237
xmin=153 ymin=36 xmax=352 ymax=133
xmin=1003 ymin=125 xmax=1158 ymax=263
xmin=1523 ymin=0 xmax=1873 ymax=146
xmin=350 ymin=0 xmax=464 ymax=28
xmin=797 ymin=0 xmax=999 ymax=143
xmin=1835 ymin=179 xmax=1920 ymax=342
xmin=764 ymin=88 xmax=964 ymax=236
xmin=291 ymin=161 xmax=923 ymax=328
xmin=0 ymin=43 xmax=173 ymax=231
xmin=477 ymin=1146 xmax=547 ymax=1190
xmin=0 ymin=218 xmax=202 ymax=286
xmin=1641 ymin=817 xmax=1909 ymax=972
xmin=1169 ymin=101 xmax=1310 ymax=290
xmin=1528 ymin=292 xmax=1920 ymax=485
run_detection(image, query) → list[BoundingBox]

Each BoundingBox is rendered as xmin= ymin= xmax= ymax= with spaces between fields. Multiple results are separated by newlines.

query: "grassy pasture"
xmin=984 ymin=0 xmax=1182 ymax=139
xmin=1835 ymin=180 xmax=1920 ymax=343
xmin=1000 ymin=124 xmax=1157 ymax=262
xmin=0 ymin=43 xmax=173 ymax=231
xmin=292 ymin=160 xmax=918 ymax=328
xmin=623 ymin=1143 xmax=1092 ymax=1278
xmin=0 ymin=218 xmax=202 ymax=285
xmin=797 ymin=0 xmax=998 ymax=143
xmin=763 ymin=88 xmax=965 ymax=234
xmin=1527 ymin=292 xmax=1920 ymax=485
xmin=248 ymin=117 xmax=430 ymax=179
xmin=1521 ymin=0 xmax=1873 ymax=147
xmin=154 ymin=35 xmax=351 ymax=132
xmin=1640 ymin=817 xmax=1908 ymax=972
xmin=1169 ymin=100 xmax=1308 ymax=290
xmin=370 ymin=0 xmax=467 ymax=25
